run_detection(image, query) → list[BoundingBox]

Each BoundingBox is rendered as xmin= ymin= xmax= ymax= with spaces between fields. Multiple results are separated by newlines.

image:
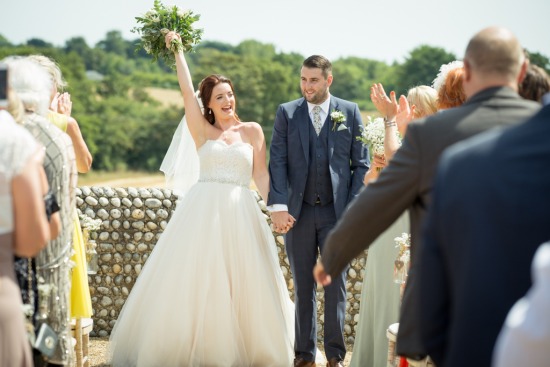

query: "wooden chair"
xmin=71 ymin=317 xmax=94 ymax=367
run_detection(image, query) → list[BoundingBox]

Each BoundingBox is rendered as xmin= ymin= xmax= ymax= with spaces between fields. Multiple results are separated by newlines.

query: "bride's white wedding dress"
xmin=109 ymin=139 xmax=294 ymax=367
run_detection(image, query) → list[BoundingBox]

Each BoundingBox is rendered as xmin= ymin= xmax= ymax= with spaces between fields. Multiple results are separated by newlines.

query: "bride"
xmin=108 ymin=32 xmax=295 ymax=366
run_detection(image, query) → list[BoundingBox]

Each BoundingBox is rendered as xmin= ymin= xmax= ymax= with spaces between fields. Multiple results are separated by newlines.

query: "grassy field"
xmin=78 ymin=170 xmax=166 ymax=188
xmin=145 ymin=87 xmax=183 ymax=109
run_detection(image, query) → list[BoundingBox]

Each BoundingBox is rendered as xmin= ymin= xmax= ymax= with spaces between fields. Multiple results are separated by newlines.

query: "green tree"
xmin=394 ymin=45 xmax=456 ymax=95
xmin=0 ymin=34 xmax=12 ymax=47
xmin=332 ymin=57 xmax=390 ymax=110
xmin=235 ymin=40 xmax=276 ymax=60
xmin=526 ymin=50 xmax=550 ymax=74
xmin=96 ymin=31 xmax=129 ymax=56
xmin=26 ymin=38 xmax=54 ymax=48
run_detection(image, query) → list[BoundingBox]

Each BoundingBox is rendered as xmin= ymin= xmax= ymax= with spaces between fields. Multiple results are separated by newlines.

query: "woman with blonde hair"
xmin=350 ymin=83 xmax=438 ymax=367
xmin=406 ymin=85 xmax=439 ymax=118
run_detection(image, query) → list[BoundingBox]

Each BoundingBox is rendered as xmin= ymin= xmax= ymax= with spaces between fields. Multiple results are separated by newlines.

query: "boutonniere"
xmin=330 ymin=109 xmax=347 ymax=131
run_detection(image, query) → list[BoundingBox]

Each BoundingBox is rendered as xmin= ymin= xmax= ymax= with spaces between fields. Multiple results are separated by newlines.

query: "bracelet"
xmin=384 ymin=119 xmax=397 ymax=128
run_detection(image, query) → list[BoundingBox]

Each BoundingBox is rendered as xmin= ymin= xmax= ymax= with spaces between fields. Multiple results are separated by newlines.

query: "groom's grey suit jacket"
xmin=268 ymin=96 xmax=368 ymax=220
xmin=319 ymin=87 xmax=540 ymax=358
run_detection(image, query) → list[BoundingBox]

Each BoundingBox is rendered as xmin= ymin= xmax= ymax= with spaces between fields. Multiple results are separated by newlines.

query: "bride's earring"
xmin=208 ymin=108 xmax=212 ymax=115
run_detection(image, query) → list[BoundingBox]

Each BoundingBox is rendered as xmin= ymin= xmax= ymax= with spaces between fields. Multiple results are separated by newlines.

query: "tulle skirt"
xmin=108 ymin=181 xmax=294 ymax=367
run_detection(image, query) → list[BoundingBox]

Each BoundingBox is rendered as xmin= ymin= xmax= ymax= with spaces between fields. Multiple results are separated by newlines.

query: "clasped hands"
xmin=270 ymin=211 xmax=296 ymax=234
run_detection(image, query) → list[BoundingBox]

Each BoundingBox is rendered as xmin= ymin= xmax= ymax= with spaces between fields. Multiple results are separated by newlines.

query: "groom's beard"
xmin=302 ymin=88 xmax=329 ymax=105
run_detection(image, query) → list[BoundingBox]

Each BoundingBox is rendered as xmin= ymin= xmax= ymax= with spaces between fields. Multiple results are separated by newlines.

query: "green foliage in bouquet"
xmin=132 ymin=0 xmax=203 ymax=68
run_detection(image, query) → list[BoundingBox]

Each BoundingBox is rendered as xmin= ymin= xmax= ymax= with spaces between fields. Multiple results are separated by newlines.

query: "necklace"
xmin=217 ymin=121 xmax=238 ymax=141
xmin=221 ymin=129 xmax=230 ymax=141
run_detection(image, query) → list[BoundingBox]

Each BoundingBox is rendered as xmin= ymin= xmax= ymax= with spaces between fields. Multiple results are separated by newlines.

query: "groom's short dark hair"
xmin=303 ymin=55 xmax=332 ymax=79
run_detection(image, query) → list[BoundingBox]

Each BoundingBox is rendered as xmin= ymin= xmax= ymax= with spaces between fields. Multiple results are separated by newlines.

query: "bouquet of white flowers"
xmin=132 ymin=0 xmax=203 ymax=68
xmin=357 ymin=116 xmax=386 ymax=157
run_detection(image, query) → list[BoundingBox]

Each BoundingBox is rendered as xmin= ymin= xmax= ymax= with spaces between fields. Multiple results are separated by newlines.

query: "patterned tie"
xmin=312 ymin=105 xmax=322 ymax=136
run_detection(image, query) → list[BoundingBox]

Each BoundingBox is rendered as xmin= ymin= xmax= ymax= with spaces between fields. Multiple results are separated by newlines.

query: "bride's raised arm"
xmin=165 ymin=32 xmax=208 ymax=146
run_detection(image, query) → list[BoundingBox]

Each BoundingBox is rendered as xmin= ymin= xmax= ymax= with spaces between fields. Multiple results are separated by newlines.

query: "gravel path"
xmin=89 ymin=337 xmax=353 ymax=366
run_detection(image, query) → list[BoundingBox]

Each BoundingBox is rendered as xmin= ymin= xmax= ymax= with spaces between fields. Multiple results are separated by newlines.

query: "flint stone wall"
xmin=77 ymin=186 xmax=368 ymax=345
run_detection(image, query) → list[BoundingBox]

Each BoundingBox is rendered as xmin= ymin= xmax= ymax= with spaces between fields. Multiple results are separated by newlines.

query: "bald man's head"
xmin=464 ymin=27 xmax=525 ymax=81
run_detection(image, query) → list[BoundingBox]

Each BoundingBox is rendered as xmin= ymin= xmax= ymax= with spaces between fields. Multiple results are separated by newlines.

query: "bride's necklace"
xmin=217 ymin=121 xmax=237 ymax=141
xmin=221 ymin=129 xmax=230 ymax=141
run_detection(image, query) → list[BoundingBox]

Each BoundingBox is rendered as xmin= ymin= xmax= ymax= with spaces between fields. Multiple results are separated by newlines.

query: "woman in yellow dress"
xmin=29 ymin=54 xmax=94 ymax=319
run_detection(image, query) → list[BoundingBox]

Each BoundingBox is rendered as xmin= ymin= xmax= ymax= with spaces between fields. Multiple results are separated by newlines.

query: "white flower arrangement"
xmin=359 ymin=116 xmax=385 ymax=156
xmin=330 ymin=109 xmax=346 ymax=131
xmin=79 ymin=213 xmax=102 ymax=232
xmin=432 ymin=60 xmax=464 ymax=93
xmin=357 ymin=115 xmax=402 ymax=158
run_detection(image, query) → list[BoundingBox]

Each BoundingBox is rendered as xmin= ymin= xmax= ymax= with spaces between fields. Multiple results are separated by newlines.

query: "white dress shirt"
xmin=492 ymin=242 xmax=550 ymax=367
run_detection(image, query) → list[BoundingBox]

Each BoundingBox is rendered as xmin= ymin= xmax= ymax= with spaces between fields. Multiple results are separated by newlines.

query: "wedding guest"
xmin=7 ymin=56 xmax=77 ymax=366
xmin=492 ymin=242 xmax=550 ymax=367
xmin=4 ymin=87 xmax=61 ymax=239
xmin=352 ymin=83 xmax=437 ymax=367
xmin=417 ymin=92 xmax=550 ymax=367
xmin=518 ymin=63 xmax=550 ymax=103
xmin=370 ymin=83 xmax=438 ymax=165
xmin=28 ymin=54 xmax=94 ymax=322
xmin=0 ymin=104 xmax=51 ymax=367
xmin=432 ymin=60 xmax=467 ymax=110
xmin=313 ymin=26 xmax=540 ymax=364
xmin=269 ymin=55 xmax=369 ymax=367
xmin=28 ymin=54 xmax=92 ymax=173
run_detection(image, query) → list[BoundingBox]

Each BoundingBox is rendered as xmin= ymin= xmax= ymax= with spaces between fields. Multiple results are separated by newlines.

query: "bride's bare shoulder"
xmin=239 ymin=122 xmax=265 ymax=146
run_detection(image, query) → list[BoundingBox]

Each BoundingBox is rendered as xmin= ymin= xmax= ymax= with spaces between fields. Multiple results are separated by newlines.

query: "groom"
xmin=268 ymin=55 xmax=369 ymax=367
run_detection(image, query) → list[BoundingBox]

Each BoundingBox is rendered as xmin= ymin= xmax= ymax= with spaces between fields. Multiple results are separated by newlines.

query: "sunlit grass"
xmin=78 ymin=170 xmax=164 ymax=187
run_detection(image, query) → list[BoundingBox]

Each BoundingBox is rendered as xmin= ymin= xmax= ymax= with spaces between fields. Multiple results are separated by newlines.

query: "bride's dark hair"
xmin=198 ymin=74 xmax=240 ymax=125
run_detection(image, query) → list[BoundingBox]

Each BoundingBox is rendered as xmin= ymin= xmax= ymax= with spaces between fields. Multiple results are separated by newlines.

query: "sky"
xmin=1 ymin=0 xmax=549 ymax=64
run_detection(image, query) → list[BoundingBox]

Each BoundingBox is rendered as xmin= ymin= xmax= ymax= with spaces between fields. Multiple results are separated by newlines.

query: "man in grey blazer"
xmin=313 ymin=26 xmax=540 ymax=361
xmin=268 ymin=55 xmax=369 ymax=367
xmin=418 ymin=98 xmax=550 ymax=367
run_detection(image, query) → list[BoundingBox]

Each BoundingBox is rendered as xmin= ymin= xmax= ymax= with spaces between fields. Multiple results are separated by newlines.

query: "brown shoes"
xmin=293 ymin=357 xmax=316 ymax=367
xmin=327 ymin=358 xmax=344 ymax=367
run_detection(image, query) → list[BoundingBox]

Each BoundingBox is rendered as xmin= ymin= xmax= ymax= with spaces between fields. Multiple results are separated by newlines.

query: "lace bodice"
xmin=198 ymin=140 xmax=253 ymax=187
xmin=0 ymin=111 xmax=40 ymax=235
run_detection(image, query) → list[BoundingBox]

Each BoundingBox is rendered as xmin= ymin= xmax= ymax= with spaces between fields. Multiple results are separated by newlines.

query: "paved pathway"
xmin=89 ymin=337 xmax=354 ymax=366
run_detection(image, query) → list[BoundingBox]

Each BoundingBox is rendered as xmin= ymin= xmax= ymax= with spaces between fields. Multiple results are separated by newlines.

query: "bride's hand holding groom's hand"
xmin=271 ymin=211 xmax=295 ymax=234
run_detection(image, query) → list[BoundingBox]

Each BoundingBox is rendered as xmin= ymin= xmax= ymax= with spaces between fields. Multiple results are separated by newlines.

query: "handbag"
xmin=22 ymin=258 xmax=58 ymax=366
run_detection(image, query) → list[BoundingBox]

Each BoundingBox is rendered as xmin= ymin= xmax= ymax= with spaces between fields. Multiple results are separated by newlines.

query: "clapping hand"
xmin=58 ymin=92 xmax=73 ymax=116
xmin=50 ymin=92 xmax=73 ymax=116
xmin=395 ymin=95 xmax=415 ymax=135
xmin=370 ymin=83 xmax=398 ymax=120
